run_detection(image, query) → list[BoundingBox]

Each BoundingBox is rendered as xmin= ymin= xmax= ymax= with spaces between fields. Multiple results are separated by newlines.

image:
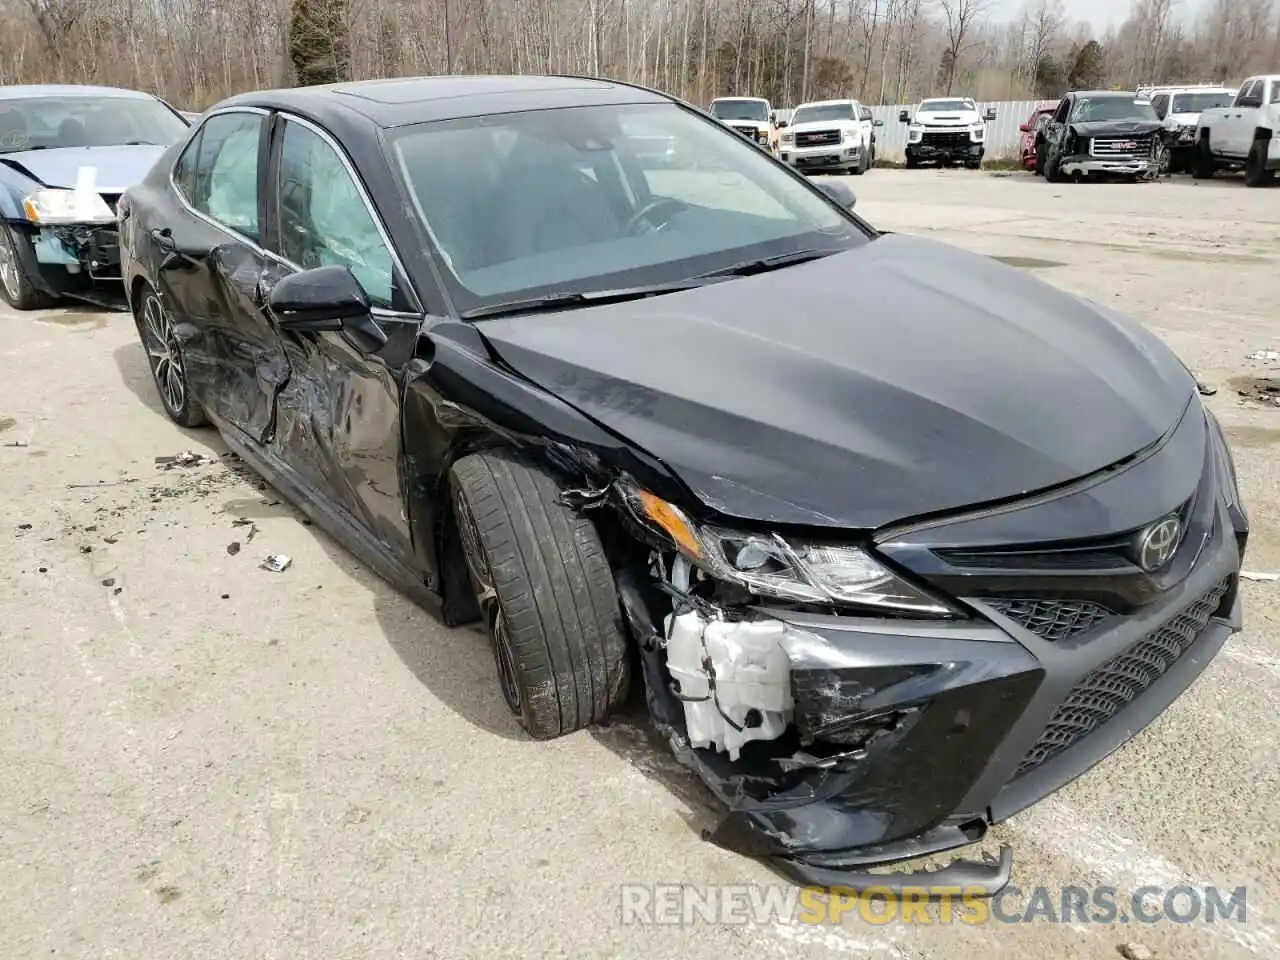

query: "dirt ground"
xmin=1 ymin=168 xmax=1278 ymax=959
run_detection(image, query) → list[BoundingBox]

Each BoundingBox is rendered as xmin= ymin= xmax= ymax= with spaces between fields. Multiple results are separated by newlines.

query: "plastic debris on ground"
xmin=261 ymin=554 xmax=292 ymax=573
xmin=155 ymin=450 xmax=217 ymax=470
xmin=1244 ymin=350 xmax=1279 ymax=362
xmin=1241 ymin=571 xmax=1279 ymax=583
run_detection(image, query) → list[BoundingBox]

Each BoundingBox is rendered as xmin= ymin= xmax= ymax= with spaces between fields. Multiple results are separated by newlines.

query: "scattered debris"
xmin=1235 ymin=377 xmax=1280 ymax=407
xmin=103 ymin=535 xmax=118 ymax=544
xmin=113 ymin=586 xmax=123 ymax=595
xmin=220 ymin=593 xmax=230 ymax=600
xmin=1241 ymin=570 xmax=1279 ymax=582
xmin=227 ymin=541 xmax=241 ymax=556
xmin=261 ymin=554 xmax=293 ymax=573
xmin=1244 ymin=349 xmax=1279 ymax=362
xmin=79 ymin=545 xmax=92 ymax=554
xmin=154 ymin=451 xmax=216 ymax=470
xmin=231 ymin=517 xmax=260 ymax=541
xmin=66 ymin=479 xmax=139 ymax=489
xmin=16 ymin=523 xmax=31 ymax=530
xmin=344 ymin=805 xmax=371 ymax=826
xmin=101 ymin=577 xmax=116 ymax=587
xmin=260 ymin=499 xmax=281 ymax=507
xmin=37 ymin=566 xmax=47 ymax=573
xmin=1195 ymin=379 xmax=1217 ymax=396
xmin=2 ymin=440 xmax=28 ymax=448
xmin=1118 ymin=944 xmax=1155 ymax=960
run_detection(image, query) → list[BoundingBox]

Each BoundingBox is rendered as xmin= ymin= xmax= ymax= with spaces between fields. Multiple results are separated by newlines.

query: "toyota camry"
xmin=117 ymin=75 xmax=1248 ymax=893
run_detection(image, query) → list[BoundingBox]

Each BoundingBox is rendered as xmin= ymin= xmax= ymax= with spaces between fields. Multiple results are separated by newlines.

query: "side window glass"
xmin=276 ymin=120 xmax=395 ymax=308
xmin=1270 ymin=81 xmax=1280 ymax=104
xmin=172 ymin=128 xmax=202 ymax=200
xmin=1235 ymin=80 xmax=1258 ymax=106
xmin=1055 ymin=99 xmax=1069 ymax=123
xmin=191 ymin=112 xmax=262 ymax=241
xmin=1151 ymin=95 xmax=1168 ymax=119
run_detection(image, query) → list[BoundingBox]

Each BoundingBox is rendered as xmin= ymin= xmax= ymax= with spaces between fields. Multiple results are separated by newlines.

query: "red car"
xmin=1019 ymin=103 xmax=1058 ymax=170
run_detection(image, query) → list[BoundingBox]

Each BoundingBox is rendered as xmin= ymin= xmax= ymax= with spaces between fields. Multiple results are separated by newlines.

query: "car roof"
xmin=1073 ymin=90 xmax=1137 ymax=98
xmin=712 ymin=96 xmax=768 ymax=103
xmin=795 ymin=99 xmax=856 ymax=108
xmin=215 ymin=75 xmax=671 ymax=128
xmin=0 ymin=84 xmax=158 ymax=101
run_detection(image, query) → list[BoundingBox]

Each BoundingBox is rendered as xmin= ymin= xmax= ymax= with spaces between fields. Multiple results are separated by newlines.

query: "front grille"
xmin=796 ymin=129 xmax=841 ymax=147
xmin=1090 ymin=136 xmax=1153 ymax=159
xmin=921 ymin=129 xmax=970 ymax=147
xmin=1013 ymin=576 xmax=1232 ymax=778
xmin=731 ymin=125 xmax=758 ymax=139
xmin=986 ymin=598 xmax=1115 ymax=642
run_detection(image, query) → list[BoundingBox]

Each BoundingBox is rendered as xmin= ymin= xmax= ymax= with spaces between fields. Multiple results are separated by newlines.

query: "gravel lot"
xmin=2 ymin=168 xmax=1278 ymax=959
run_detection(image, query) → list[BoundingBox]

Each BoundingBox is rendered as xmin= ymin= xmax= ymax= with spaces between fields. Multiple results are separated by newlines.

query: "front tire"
xmin=904 ymin=152 xmax=919 ymax=169
xmin=0 ymin=224 xmax=56 ymax=311
xmin=1245 ymin=140 xmax=1274 ymax=187
xmin=449 ymin=451 xmax=631 ymax=740
xmin=1191 ymin=138 xmax=1215 ymax=179
xmin=134 ymin=283 xmax=208 ymax=427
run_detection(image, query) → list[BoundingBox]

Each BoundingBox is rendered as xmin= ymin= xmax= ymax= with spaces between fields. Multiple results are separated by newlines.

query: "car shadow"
xmin=111 ymin=341 xmax=231 ymax=454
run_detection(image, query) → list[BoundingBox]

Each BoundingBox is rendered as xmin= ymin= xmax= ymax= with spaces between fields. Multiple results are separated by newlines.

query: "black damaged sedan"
xmin=118 ymin=75 xmax=1248 ymax=893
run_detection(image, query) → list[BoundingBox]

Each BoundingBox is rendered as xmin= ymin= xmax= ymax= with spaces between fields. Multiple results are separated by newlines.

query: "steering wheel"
xmin=626 ymin=197 xmax=686 ymax=234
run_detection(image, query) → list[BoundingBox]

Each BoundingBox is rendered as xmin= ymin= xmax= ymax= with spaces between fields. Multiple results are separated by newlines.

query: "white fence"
xmin=777 ymin=100 xmax=1052 ymax=161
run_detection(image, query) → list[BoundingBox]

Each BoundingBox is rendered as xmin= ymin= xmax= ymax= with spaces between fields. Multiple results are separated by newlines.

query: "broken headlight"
xmin=624 ymin=486 xmax=954 ymax=616
xmin=22 ymin=188 xmax=115 ymax=225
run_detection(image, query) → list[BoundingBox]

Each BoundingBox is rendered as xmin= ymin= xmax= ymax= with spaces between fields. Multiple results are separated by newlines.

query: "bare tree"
xmin=937 ymin=0 xmax=991 ymax=93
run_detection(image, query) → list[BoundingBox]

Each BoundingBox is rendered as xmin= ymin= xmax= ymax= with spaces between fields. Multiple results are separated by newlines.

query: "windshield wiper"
xmin=692 ymin=248 xmax=833 ymax=280
xmin=459 ymin=279 xmax=716 ymax=320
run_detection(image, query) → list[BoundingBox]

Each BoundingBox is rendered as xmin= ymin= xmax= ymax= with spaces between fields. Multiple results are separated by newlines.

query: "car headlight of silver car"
xmin=22 ymin=188 xmax=115 ymax=225
xmin=623 ymin=485 xmax=956 ymax=616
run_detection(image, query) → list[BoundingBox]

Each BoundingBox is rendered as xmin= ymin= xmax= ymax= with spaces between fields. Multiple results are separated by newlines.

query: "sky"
xmin=986 ymin=0 xmax=1205 ymax=31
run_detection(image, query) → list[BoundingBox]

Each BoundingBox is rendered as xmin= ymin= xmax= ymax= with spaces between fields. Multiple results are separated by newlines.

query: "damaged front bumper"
xmin=8 ymin=219 xmax=127 ymax=308
xmin=1059 ymin=154 xmax=1158 ymax=178
xmin=615 ymin=492 xmax=1243 ymax=896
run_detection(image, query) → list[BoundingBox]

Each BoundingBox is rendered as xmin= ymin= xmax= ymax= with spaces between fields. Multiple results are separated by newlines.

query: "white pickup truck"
xmin=778 ymin=99 xmax=882 ymax=175
xmin=1192 ymin=74 xmax=1280 ymax=186
xmin=899 ymin=97 xmax=997 ymax=168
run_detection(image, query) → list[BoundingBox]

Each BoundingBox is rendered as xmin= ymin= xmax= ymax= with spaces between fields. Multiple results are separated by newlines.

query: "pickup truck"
xmin=899 ymin=97 xmax=996 ymax=168
xmin=708 ymin=96 xmax=779 ymax=154
xmin=1192 ymin=74 xmax=1280 ymax=186
xmin=778 ymin=99 xmax=883 ymax=175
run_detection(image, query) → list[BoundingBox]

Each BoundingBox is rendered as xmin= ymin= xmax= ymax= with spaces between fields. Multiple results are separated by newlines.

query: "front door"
xmin=162 ymin=108 xmax=289 ymax=442
xmin=260 ymin=114 xmax=420 ymax=563
xmin=1225 ymin=80 xmax=1261 ymax=156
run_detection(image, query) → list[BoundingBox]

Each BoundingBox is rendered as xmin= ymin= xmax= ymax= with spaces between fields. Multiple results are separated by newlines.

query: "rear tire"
xmin=133 ymin=283 xmax=208 ymax=428
xmin=449 ymin=451 xmax=631 ymax=740
xmin=1191 ymin=138 xmax=1215 ymax=179
xmin=0 ymin=224 xmax=56 ymax=311
xmin=1244 ymin=140 xmax=1274 ymax=187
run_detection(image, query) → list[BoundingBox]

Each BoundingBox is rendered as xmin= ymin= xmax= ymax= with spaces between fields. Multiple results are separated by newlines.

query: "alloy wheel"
xmin=453 ymin=485 xmax=521 ymax=714
xmin=141 ymin=294 xmax=186 ymax=415
xmin=0 ymin=232 xmax=20 ymax=302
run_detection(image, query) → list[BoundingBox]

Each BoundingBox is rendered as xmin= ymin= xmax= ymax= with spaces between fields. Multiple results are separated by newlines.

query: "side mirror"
xmin=817 ymin=179 xmax=857 ymax=211
xmin=984 ymin=107 xmax=997 ymax=121
xmin=268 ymin=264 xmax=388 ymax=354
xmin=1018 ymin=122 xmax=1030 ymax=132
xmin=898 ymin=110 xmax=910 ymax=123
xmin=777 ymin=119 xmax=788 ymax=129
xmin=873 ymin=119 xmax=884 ymax=127
xmin=770 ymin=111 xmax=777 ymax=124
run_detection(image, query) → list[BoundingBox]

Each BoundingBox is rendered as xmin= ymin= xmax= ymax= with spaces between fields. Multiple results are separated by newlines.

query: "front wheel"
xmin=904 ymin=152 xmax=919 ymax=169
xmin=134 ymin=283 xmax=208 ymax=427
xmin=0 ymin=224 xmax=56 ymax=311
xmin=449 ymin=451 xmax=631 ymax=739
xmin=1191 ymin=138 xmax=1216 ymax=179
xmin=1244 ymin=140 xmax=1275 ymax=187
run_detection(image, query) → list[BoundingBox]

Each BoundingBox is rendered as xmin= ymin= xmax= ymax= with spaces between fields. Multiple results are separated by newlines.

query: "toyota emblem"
xmin=1137 ymin=516 xmax=1182 ymax=572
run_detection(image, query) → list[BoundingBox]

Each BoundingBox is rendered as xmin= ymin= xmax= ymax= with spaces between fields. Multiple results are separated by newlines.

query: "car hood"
xmin=721 ymin=119 xmax=770 ymax=130
xmin=1168 ymin=112 xmax=1203 ymax=127
xmin=477 ymin=233 xmax=1195 ymax=530
xmin=1069 ymin=119 xmax=1164 ymax=138
xmin=0 ymin=144 xmax=167 ymax=191
xmin=915 ymin=114 xmax=979 ymax=126
xmin=790 ymin=120 xmax=854 ymax=132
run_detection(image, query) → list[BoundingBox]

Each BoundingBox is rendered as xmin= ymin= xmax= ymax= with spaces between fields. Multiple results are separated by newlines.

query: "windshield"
xmin=711 ymin=99 xmax=769 ymax=122
xmin=388 ymin=102 xmax=865 ymax=314
xmin=1069 ymin=97 xmax=1158 ymax=123
xmin=1170 ymin=91 xmax=1234 ymax=113
xmin=919 ymin=100 xmax=974 ymax=113
xmin=791 ymin=103 xmax=856 ymax=124
xmin=0 ymin=96 xmax=188 ymax=154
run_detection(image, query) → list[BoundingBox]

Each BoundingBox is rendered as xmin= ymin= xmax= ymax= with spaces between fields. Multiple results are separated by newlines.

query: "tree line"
xmin=4 ymin=0 xmax=1280 ymax=111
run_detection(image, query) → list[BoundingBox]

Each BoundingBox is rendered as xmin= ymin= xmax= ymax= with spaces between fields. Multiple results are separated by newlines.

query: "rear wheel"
xmin=449 ymin=451 xmax=631 ymax=739
xmin=0 ymin=224 xmax=56 ymax=311
xmin=134 ymin=283 xmax=208 ymax=427
xmin=1191 ymin=138 xmax=1216 ymax=179
xmin=1244 ymin=140 xmax=1275 ymax=187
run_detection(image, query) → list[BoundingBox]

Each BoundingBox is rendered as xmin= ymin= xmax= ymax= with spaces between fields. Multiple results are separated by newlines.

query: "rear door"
xmin=261 ymin=113 xmax=420 ymax=561
xmin=162 ymin=108 xmax=289 ymax=442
